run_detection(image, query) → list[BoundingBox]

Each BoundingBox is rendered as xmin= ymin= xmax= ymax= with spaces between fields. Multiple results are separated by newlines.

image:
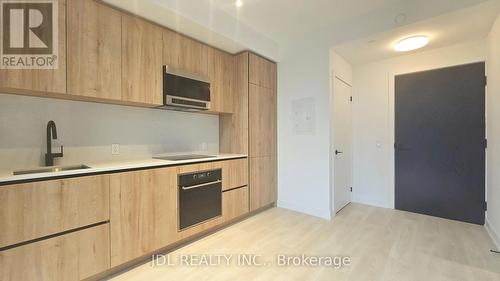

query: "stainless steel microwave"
xmin=160 ymin=66 xmax=211 ymax=112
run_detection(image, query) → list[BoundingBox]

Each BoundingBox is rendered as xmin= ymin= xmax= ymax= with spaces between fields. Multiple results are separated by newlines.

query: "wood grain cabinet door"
xmin=0 ymin=224 xmax=110 ymax=281
xmin=0 ymin=175 xmax=110 ymax=248
xmin=222 ymin=158 xmax=248 ymax=191
xmin=67 ymin=0 xmax=122 ymax=101
xmin=208 ymin=48 xmax=234 ymax=113
xmin=162 ymin=29 xmax=208 ymax=76
xmin=122 ymin=15 xmax=163 ymax=106
xmin=249 ymin=83 xmax=277 ymax=158
xmin=0 ymin=0 xmax=66 ymax=94
xmin=249 ymin=53 xmax=277 ymax=90
xmin=223 ymin=186 xmax=249 ymax=222
xmin=110 ymin=167 xmax=178 ymax=267
xmin=250 ymin=156 xmax=277 ymax=211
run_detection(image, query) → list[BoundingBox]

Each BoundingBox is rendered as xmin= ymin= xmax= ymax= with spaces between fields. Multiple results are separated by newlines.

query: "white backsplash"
xmin=0 ymin=93 xmax=219 ymax=172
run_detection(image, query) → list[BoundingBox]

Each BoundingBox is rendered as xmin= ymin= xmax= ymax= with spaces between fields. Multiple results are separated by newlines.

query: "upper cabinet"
xmin=208 ymin=48 xmax=234 ymax=113
xmin=249 ymin=53 xmax=277 ymax=90
xmin=121 ymin=15 xmax=163 ymax=106
xmin=0 ymin=1 xmax=241 ymax=113
xmin=0 ymin=0 xmax=66 ymax=94
xmin=67 ymin=0 xmax=122 ymax=101
xmin=162 ymin=29 xmax=208 ymax=77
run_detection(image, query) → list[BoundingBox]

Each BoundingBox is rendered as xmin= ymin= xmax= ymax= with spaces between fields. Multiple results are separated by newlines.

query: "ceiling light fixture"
xmin=394 ymin=35 xmax=429 ymax=52
xmin=236 ymin=0 xmax=243 ymax=7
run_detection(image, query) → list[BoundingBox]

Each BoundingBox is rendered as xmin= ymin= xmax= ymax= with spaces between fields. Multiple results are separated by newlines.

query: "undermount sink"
xmin=154 ymin=154 xmax=217 ymax=161
xmin=13 ymin=164 xmax=91 ymax=176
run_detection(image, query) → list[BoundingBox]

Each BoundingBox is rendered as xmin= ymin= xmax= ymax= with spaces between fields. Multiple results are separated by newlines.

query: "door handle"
xmin=335 ymin=150 xmax=343 ymax=155
xmin=181 ymin=180 xmax=221 ymax=190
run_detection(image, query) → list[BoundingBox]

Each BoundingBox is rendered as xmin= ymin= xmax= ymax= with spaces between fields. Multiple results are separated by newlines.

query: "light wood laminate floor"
xmin=109 ymin=204 xmax=500 ymax=281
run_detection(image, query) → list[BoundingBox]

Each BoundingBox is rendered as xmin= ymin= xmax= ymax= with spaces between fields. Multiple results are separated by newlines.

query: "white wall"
xmin=0 ymin=93 xmax=219 ymax=172
xmin=277 ymin=45 xmax=332 ymax=219
xmin=271 ymin=0 xmax=491 ymax=221
xmin=486 ymin=15 xmax=500 ymax=248
xmin=352 ymin=39 xmax=486 ymax=208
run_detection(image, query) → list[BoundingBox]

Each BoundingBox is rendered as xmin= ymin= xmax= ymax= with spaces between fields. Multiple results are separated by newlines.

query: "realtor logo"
xmin=1 ymin=0 xmax=58 ymax=69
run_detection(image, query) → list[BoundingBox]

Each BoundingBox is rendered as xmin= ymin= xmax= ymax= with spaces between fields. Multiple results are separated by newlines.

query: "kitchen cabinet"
xmin=121 ymin=15 xmax=163 ymax=106
xmin=0 ymin=224 xmax=110 ymax=281
xmin=163 ymin=29 xmax=209 ymax=77
xmin=0 ymin=175 xmax=110 ymax=248
xmin=222 ymin=158 xmax=248 ymax=191
xmin=250 ymin=156 xmax=277 ymax=211
xmin=249 ymin=53 xmax=277 ymax=90
xmin=248 ymin=53 xmax=278 ymax=211
xmin=0 ymin=0 xmax=66 ymax=95
xmin=249 ymin=83 xmax=277 ymax=158
xmin=0 ymin=158 xmax=252 ymax=279
xmin=67 ymin=0 xmax=122 ymax=101
xmin=208 ymin=48 xmax=234 ymax=113
xmin=223 ymin=186 xmax=249 ymax=222
xmin=220 ymin=52 xmax=250 ymax=154
xmin=109 ymin=167 xmax=178 ymax=267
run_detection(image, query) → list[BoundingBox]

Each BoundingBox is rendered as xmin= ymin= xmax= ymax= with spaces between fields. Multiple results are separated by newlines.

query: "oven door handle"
xmin=181 ymin=180 xmax=222 ymax=190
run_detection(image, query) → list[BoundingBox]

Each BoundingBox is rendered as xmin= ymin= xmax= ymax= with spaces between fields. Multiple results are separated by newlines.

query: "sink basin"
xmin=13 ymin=165 xmax=91 ymax=176
xmin=154 ymin=154 xmax=217 ymax=161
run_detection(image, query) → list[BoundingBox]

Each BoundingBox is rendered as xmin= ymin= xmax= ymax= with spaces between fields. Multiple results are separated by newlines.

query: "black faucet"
xmin=45 ymin=120 xmax=63 ymax=166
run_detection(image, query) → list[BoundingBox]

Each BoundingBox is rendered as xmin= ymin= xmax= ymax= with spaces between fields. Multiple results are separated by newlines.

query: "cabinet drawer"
xmin=0 ymin=175 xmax=110 ymax=248
xmin=0 ymin=224 xmax=110 ymax=281
xmin=222 ymin=158 xmax=248 ymax=191
xmin=223 ymin=186 xmax=249 ymax=222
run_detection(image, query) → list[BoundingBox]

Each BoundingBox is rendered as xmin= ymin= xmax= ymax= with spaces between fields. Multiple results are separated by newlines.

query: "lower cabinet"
xmin=250 ymin=156 xmax=277 ymax=211
xmin=0 ymin=175 xmax=110 ymax=249
xmin=109 ymin=167 xmax=178 ymax=267
xmin=223 ymin=186 xmax=249 ymax=222
xmin=0 ymin=224 xmax=110 ymax=281
xmin=0 ymin=159 xmax=253 ymax=279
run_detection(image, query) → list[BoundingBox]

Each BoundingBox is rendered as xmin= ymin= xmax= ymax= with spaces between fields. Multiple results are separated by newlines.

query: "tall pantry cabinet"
xmin=219 ymin=52 xmax=277 ymax=211
xmin=248 ymin=53 xmax=278 ymax=211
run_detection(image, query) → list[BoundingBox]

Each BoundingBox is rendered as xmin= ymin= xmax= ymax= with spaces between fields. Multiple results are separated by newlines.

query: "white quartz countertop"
xmin=0 ymin=154 xmax=247 ymax=185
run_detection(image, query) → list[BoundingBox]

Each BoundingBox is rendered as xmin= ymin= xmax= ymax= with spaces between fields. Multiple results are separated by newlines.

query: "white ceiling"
xmin=204 ymin=0 xmax=403 ymax=45
xmin=102 ymin=0 xmax=496 ymax=61
xmin=334 ymin=1 xmax=500 ymax=65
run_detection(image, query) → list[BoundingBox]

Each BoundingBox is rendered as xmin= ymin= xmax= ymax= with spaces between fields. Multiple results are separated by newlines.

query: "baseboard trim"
xmin=351 ymin=199 xmax=390 ymax=209
xmin=485 ymin=218 xmax=500 ymax=251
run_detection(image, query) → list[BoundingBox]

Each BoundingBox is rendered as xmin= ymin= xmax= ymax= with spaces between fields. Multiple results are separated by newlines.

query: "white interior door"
xmin=333 ymin=77 xmax=352 ymax=213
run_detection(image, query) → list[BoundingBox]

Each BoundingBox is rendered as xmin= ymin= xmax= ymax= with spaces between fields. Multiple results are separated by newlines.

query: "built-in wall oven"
xmin=178 ymin=169 xmax=222 ymax=230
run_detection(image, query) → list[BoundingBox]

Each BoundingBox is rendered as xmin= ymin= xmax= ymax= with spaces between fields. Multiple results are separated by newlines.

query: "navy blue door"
xmin=395 ymin=62 xmax=486 ymax=225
